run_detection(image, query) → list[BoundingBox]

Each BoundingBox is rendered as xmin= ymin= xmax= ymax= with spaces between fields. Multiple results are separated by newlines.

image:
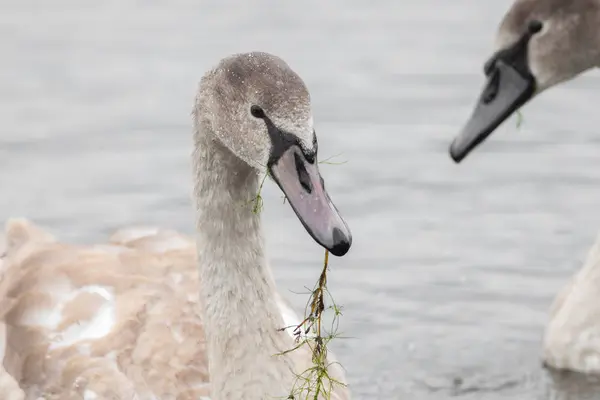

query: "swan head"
xmin=449 ymin=0 xmax=600 ymax=163
xmin=198 ymin=52 xmax=352 ymax=257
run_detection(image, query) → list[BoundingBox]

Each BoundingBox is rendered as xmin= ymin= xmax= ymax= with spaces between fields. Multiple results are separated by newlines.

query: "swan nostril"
xmin=482 ymin=69 xmax=501 ymax=104
xmin=294 ymin=152 xmax=313 ymax=193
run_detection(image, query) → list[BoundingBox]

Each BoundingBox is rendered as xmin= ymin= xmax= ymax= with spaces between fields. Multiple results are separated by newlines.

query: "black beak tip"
xmin=449 ymin=140 xmax=468 ymax=164
xmin=329 ymin=227 xmax=352 ymax=257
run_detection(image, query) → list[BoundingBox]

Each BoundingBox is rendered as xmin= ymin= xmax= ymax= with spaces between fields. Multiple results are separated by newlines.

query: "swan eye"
xmin=250 ymin=105 xmax=266 ymax=119
xmin=528 ymin=20 xmax=543 ymax=34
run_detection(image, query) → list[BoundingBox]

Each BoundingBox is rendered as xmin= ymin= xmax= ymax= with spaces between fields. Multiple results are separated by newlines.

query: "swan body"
xmin=0 ymin=51 xmax=353 ymax=399
xmin=543 ymin=233 xmax=600 ymax=374
xmin=0 ymin=219 xmax=210 ymax=399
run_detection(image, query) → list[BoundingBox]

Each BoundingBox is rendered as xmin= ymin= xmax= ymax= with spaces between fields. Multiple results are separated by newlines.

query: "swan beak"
xmin=449 ymin=60 xmax=536 ymax=163
xmin=269 ymin=146 xmax=352 ymax=257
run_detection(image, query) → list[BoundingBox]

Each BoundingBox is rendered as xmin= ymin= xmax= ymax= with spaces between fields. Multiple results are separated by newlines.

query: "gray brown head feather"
xmin=497 ymin=0 xmax=600 ymax=91
xmin=195 ymin=52 xmax=314 ymax=170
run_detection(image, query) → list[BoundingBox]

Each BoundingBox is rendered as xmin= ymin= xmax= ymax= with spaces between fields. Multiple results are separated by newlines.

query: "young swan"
xmin=193 ymin=52 xmax=352 ymax=398
xmin=444 ymin=0 xmax=600 ymax=376
xmin=543 ymin=234 xmax=600 ymax=375
xmin=449 ymin=0 xmax=600 ymax=163
xmin=0 ymin=52 xmax=352 ymax=400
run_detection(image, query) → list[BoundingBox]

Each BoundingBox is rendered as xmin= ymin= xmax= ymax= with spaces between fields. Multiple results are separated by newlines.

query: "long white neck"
xmin=192 ymin=124 xmax=298 ymax=399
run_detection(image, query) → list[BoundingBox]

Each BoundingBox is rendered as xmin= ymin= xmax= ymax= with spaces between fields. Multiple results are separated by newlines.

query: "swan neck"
xmin=192 ymin=127 xmax=294 ymax=398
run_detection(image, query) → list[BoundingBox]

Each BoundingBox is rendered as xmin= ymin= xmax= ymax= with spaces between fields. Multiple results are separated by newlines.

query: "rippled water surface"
xmin=3 ymin=1 xmax=600 ymax=398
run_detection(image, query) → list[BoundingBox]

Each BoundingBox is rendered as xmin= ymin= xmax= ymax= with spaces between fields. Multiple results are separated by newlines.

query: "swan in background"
xmin=446 ymin=0 xmax=600 ymax=376
xmin=449 ymin=0 xmax=600 ymax=163
xmin=0 ymin=51 xmax=352 ymax=399
xmin=544 ymin=233 xmax=600 ymax=375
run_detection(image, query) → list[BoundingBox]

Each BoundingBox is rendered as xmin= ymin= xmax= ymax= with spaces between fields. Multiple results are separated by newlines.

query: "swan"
xmin=543 ymin=233 xmax=600 ymax=375
xmin=448 ymin=0 xmax=600 ymax=163
xmin=446 ymin=0 xmax=600 ymax=375
xmin=0 ymin=51 xmax=353 ymax=399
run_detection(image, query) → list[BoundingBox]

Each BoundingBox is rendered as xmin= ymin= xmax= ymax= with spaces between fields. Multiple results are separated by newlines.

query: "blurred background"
xmin=3 ymin=0 xmax=600 ymax=398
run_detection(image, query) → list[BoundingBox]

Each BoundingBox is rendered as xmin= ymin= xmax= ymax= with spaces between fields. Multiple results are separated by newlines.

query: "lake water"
xmin=3 ymin=0 xmax=600 ymax=398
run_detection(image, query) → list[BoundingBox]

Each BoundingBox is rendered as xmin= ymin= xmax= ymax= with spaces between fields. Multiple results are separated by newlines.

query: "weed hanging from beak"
xmin=249 ymin=153 xmax=349 ymax=399
xmin=278 ymin=250 xmax=347 ymax=399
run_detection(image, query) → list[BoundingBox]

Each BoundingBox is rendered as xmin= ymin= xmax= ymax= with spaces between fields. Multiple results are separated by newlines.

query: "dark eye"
xmin=528 ymin=20 xmax=543 ymax=34
xmin=250 ymin=105 xmax=266 ymax=119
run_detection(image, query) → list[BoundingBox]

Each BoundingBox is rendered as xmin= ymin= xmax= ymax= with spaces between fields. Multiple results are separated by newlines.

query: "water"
xmin=3 ymin=0 xmax=600 ymax=398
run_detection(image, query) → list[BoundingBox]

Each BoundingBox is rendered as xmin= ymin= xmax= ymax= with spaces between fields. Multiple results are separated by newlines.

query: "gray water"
xmin=3 ymin=0 xmax=600 ymax=398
